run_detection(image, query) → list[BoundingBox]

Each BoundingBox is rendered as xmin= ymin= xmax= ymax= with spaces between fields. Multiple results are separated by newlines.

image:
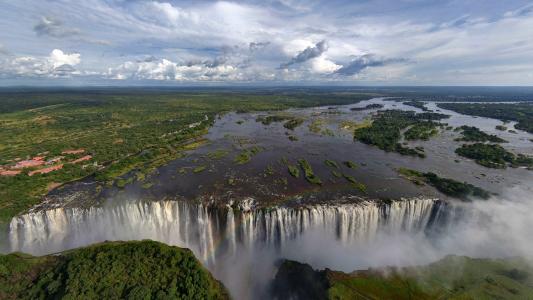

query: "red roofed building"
xmin=28 ymin=164 xmax=63 ymax=176
xmin=13 ymin=159 xmax=46 ymax=169
xmin=0 ymin=169 xmax=21 ymax=176
xmin=71 ymin=155 xmax=92 ymax=164
xmin=62 ymin=149 xmax=85 ymax=155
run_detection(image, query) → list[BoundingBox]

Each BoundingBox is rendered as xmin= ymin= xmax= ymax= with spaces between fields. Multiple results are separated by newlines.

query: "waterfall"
xmin=8 ymin=198 xmax=448 ymax=264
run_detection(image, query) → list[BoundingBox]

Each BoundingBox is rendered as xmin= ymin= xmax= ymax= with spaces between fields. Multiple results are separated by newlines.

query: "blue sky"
xmin=1 ymin=0 xmax=533 ymax=85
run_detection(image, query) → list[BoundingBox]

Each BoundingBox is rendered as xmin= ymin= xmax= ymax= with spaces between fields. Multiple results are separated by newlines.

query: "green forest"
xmin=0 ymin=240 xmax=229 ymax=299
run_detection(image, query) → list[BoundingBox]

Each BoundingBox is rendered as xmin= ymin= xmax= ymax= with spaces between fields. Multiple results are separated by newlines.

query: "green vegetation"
xmin=141 ymin=182 xmax=153 ymax=189
xmin=233 ymin=146 xmax=262 ymax=165
xmin=0 ymin=91 xmax=372 ymax=223
xmin=287 ymin=165 xmax=300 ymax=178
xmin=350 ymin=103 xmax=383 ymax=111
xmin=0 ymin=240 xmax=228 ymax=300
xmin=343 ymin=161 xmax=358 ymax=169
xmin=283 ymin=118 xmax=304 ymax=130
xmin=193 ymin=166 xmax=207 ymax=173
xmin=308 ymin=118 xmax=334 ymax=136
xmin=207 ymin=149 xmax=229 ymax=160
xmin=331 ymin=170 xmax=341 ymax=178
xmin=342 ymin=173 xmax=357 ymax=184
xmin=308 ymin=118 xmax=324 ymax=134
xmin=297 ymin=159 xmax=322 ymax=185
xmin=115 ymin=177 xmax=133 ymax=188
xmin=496 ymin=125 xmax=507 ymax=131
xmin=256 ymin=114 xmax=305 ymax=129
xmin=339 ymin=119 xmax=372 ymax=131
xmin=324 ymin=159 xmax=339 ymax=169
xmin=341 ymin=173 xmax=367 ymax=192
xmin=264 ymin=164 xmax=274 ymax=176
xmin=404 ymin=122 xmax=439 ymax=140
xmin=256 ymin=114 xmax=290 ymax=125
xmin=455 ymin=143 xmax=532 ymax=169
xmin=273 ymin=256 xmax=533 ymax=300
xmin=398 ymin=168 xmax=490 ymax=200
xmin=353 ymin=110 xmax=447 ymax=157
xmin=438 ymin=102 xmax=533 ymax=134
xmin=288 ymin=135 xmax=298 ymax=141
xmin=403 ymin=100 xmax=429 ymax=111
xmin=455 ymin=125 xmax=507 ymax=143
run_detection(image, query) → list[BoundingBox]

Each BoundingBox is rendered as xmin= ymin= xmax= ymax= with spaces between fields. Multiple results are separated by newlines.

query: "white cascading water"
xmin=8 ymin=197 xmax=448 ymax=265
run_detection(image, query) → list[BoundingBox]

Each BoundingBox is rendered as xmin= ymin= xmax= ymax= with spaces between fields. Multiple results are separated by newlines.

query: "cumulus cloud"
xmin=49 ymin=49 xmax=80 ymax=68
xmin=0 ymin=49 xmax=81 ymax=78
xmin=34 ymin=16 xmax=80 ymax=38
xmin=335 ymin=54 xmax=407 ymax=76
xmin=280 ymin=40 xmax=328 ymax=69
xmin=310 ymin=55 xmax=341 ymax=74
xmin=107 ymin=57 xmax=243 ymax=81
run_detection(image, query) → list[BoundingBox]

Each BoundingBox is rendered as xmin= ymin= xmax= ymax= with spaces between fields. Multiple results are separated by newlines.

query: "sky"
xmin=0 ymin=0 xmax=533 ymax=86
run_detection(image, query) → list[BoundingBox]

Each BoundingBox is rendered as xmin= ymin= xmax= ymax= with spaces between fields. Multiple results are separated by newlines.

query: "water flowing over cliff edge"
xmin=8 ymin=197 xmax=454 ymax=264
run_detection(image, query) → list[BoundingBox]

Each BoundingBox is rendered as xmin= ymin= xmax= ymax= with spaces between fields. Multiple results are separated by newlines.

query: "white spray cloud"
xmin=280 ymin=186 xmax=533 ymax=272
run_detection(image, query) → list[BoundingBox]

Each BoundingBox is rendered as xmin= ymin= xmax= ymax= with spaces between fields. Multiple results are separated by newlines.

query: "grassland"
xmin=272 ymin=256 xmax=533 ymax=300
xmin=0 ymin=240 xmax=229 ymax=300
xmin=0 ymin=90 xmax=372 ymax=223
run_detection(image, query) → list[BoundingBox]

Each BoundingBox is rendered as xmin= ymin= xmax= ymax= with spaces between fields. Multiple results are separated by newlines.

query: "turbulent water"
xmin=8 ymin=198 xmax=452 ymax=263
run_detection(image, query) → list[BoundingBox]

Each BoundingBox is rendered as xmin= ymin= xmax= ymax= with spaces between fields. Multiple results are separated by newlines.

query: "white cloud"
xmin=1 ymin=1 xmax=533 ymax=84
xmin=0 ymin=49 xmax=81 ymax=78
xmin=49 ymin=49 xmax=80 ymax=68
xmin=107 ymin=57 xmax=243 ymax=81
xmin=310 ymin=55 xmax=341 ymax=74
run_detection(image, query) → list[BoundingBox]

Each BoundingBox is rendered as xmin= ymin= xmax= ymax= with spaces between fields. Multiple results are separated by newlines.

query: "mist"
xmin=212 ymin=186 xmax=533 ymax=299
xmin=281 ymin=186 xmax=533 ymax=270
